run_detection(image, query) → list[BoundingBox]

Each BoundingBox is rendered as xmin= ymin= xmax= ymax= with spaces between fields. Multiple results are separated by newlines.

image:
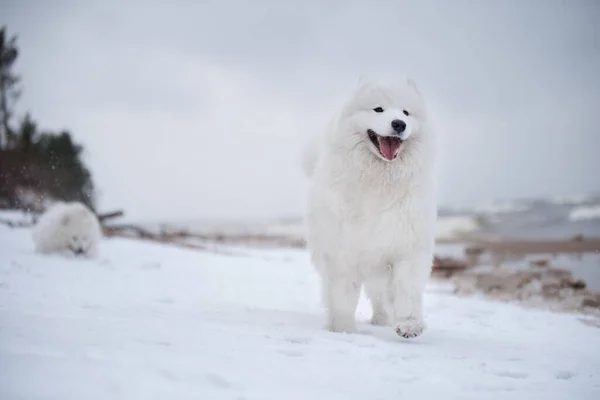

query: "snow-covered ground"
xmin=1 ymin=223 xmax=600 ymax=400
xmin=435 ymin=215 xmax=482 ymax=241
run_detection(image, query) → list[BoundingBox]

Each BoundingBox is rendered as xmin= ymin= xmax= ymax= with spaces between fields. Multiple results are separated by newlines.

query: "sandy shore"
xmin=457 ymin=236 xmax=600 ymax=256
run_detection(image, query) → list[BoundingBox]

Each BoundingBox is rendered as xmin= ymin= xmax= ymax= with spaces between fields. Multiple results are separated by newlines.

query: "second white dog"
xmin=32 ymin=201 xmax=103 ymax=258
xmin=304 ymin=76 xmax=437 ymax=338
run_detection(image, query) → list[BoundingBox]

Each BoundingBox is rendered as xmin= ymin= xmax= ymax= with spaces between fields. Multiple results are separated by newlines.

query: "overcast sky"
xmin=3 ymin=0 xmax=600 ymax=221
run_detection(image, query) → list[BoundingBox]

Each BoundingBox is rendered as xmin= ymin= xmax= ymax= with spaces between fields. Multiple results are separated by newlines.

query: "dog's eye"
xmin=403 ymin=110 xmax=410 ymax=116
xmin=373 ymin=107 xmax=384 ymax=113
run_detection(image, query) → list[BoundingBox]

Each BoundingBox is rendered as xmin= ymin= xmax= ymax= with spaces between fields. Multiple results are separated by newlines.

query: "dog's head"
xmin=338 ymin=76 xmax=427 ymax=162
xmin=60 ymin=205 xmax=101 ymax=257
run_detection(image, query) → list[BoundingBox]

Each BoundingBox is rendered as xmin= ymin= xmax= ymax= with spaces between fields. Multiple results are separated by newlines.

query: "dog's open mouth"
xmin=69 ymin=246 xmax=86 ymax=256
xmin=367 ymin=129 xmax=403 ymax=161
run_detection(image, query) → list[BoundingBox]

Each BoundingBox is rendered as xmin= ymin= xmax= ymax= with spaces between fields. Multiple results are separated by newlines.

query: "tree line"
xmin=0 ymin=26 xmax=95 ymax=211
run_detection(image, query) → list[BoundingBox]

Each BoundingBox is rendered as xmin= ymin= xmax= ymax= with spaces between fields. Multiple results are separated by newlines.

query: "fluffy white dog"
xmin=32 ymin=201 xmax=102 ymax=258
xmin=304 ymin=76 xmax=437 ymax=338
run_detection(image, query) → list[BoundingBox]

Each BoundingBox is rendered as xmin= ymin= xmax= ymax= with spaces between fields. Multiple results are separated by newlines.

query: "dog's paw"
xmin=394 ymin=317 xmax=425 ymax=339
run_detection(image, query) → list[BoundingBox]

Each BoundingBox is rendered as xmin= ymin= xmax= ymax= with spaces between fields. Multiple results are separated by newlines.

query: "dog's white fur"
xmin=32 ymin=201 xmax=102 ymax=258
xmin=304 ymin=76 xmax=437 ymax=338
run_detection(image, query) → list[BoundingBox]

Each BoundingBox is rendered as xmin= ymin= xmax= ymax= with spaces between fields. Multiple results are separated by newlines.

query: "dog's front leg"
xmin=391 ymin=253 xmax=432 ymax=338
xmin=321 ymin=271 xmax=361 ymax=333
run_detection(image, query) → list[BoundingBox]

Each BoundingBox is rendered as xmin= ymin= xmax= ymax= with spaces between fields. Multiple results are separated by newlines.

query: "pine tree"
xmin=0 ymin=26 xmax=96 ymax=210
xmin=0 ymin=26 xmax=21 ymax=148
xmin=15 ymin=113 xmax=38 ymax=153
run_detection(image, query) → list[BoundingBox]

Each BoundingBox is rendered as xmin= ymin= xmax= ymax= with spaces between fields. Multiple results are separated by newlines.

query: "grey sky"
xmin=4 ymin=0 xmax=600 ymax=221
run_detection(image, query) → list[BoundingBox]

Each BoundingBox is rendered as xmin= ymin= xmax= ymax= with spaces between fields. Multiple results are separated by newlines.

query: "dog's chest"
xmin=310 ymin=153 xmax=435 ymax=252
xmin=335 ymin=174 xmax=433 ymax=246
xmin=344 ymin=192 xmax=410 ymax=234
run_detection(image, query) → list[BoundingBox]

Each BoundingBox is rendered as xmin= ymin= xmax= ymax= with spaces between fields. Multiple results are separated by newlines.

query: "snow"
xmin=1 ymin=222 xmax=600 ymax=399
xmin=0 ymin=210 xmax=36 ymax=224
xmin=569 ymin=205 xmax=600 ymax=222
xmin=436 ymin=215 xmax=481 ymax=240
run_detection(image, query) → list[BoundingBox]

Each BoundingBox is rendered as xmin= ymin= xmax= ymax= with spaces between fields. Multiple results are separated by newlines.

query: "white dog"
xmin=304 ymin=76 xmax=437 ymax=338
xmin=32 ymin=201 xmax=103 ymax=258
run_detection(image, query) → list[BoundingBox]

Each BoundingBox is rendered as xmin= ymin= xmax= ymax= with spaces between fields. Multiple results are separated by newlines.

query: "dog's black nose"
xmin=391 ymin=119 xmax=406 ymax=133
xmin=73 ymin=247 xmax=85 ymax=255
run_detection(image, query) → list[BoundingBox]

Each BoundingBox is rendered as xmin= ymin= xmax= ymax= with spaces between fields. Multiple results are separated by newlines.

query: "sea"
xmin=439 ymin=194 xmax=600 ymax=240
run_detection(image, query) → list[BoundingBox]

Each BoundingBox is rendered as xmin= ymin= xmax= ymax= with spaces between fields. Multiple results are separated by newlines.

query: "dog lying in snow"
xmin=33 ymin=201 xmax=102 ymax=258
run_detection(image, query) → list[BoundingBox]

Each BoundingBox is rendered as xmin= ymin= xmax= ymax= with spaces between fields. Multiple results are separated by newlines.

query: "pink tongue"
xmin=378 ymin=136 xmax=402 ymax=160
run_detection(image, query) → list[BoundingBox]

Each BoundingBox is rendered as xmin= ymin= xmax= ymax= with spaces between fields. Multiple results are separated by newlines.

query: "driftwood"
xmin=432 ymin=256 xmax=470 ymax=278
xmin=97 ymin=210 xmax=124 ymax=222
xmin=433 ymin=256 xmax=468 ymax=270
xmin=104 ymin=224 xmax=207 ymax=249
xmin=102 ymin=224 xmax=265 ymax=258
